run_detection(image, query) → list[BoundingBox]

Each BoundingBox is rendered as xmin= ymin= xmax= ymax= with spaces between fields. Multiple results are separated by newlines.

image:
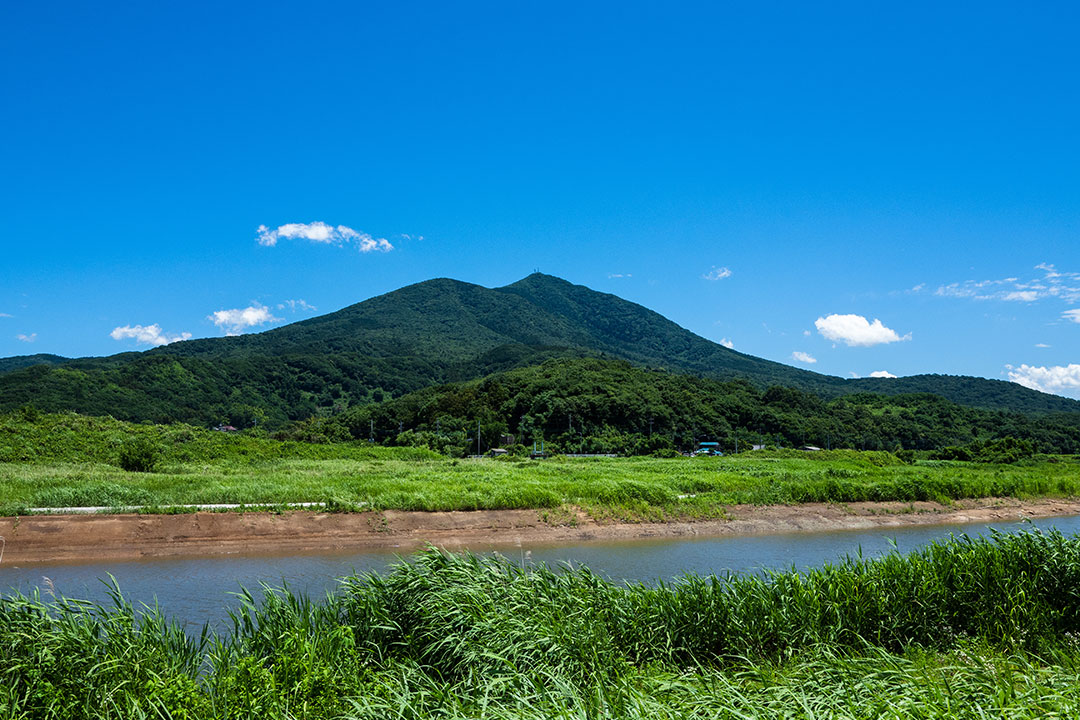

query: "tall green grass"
xmin=2 ymin=412 xmax=1078 ymax=516
xmin=3 ymin=449 xmax=1079 ymax=518
xmin=5 ymin=530 xmax=1080 ymax=718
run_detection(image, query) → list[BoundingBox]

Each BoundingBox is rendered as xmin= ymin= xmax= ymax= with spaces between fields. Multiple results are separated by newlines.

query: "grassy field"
xmin=6 ymin=530 xmax=1080 ymax=718
xmin=2 ymin=411 xmax=1079 ymax=518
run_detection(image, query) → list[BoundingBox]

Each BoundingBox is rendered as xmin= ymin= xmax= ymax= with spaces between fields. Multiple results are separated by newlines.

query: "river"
xmin=2 ymin=513 xmax=1078 ymax=631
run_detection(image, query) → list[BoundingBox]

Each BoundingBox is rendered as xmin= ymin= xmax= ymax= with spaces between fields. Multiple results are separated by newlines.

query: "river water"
xmin=3 ymin=514 xmax=1079 ymax=631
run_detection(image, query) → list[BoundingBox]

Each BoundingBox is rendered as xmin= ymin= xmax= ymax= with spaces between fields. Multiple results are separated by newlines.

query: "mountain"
xmin=0 ymin=354 xmax=68 ymax=373
xmin=1 ymin=273 xmax=1077 ymax=426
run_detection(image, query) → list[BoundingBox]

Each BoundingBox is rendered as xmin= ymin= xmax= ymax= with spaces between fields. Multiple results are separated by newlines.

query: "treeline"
xmin=0 ymin=351 xmax=441 ymax=428
xmin=290 ymin=358 xmax=1080 ymax=455
xmin=0 ymin=343 xmax=592 ymax=428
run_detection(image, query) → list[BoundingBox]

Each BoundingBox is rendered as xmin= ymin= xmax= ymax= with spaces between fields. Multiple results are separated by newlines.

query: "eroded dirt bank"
xmin=2 ymin=497 xmax=1079 ymax=565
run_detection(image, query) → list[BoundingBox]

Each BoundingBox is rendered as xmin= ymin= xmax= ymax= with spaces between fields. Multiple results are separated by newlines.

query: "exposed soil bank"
xmin=2 ymin=497 xmax=1079 ymax=565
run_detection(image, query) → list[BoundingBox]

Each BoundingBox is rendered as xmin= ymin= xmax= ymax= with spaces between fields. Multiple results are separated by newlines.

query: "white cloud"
xmin=208 ymin=304 xmax=281 ymax=335
xmin=1064 ymin=309 xmax=1080 ymax=324
xmin=110 ymin=324 xmax=191 ymax=347
xmin=0 ymin=312 xmax=12 ymax=318
xmin=869 ymin=370 xmax=898 ymax=378
xmin=1036 ymin=343 xmax=1051 ymax=348
xmin=256 ymin=222 xmax=393 ymax=253
xmin=791 ymin=351 xmax=817 ymax=364
xmin=1007 ymin=363 xmax=1080 ymax=399
xmin=608 ymin=273 xmax=632 ymax=279
xmin=277 ymin=299 xmax=316 ymax=312
xmin=16 ymin=333 xmax=36 ymax=343
xmin=936 ymin=264 xmax=1080 ymax=304
xmin=703 ymin=266 xmax=733 ymax=281
xmin=814 ymin=314 xmax=910 ymax=347
xmin=802 ymin=330 xmax=811 ymax=336
xmin=719 ymin=338 xmax=734 ymax=349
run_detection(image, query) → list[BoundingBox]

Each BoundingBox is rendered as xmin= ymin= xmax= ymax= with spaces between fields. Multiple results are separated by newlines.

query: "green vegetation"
xmin=314 ymin=357 xmax=1080 ymax=454
xmin=2 ymin=411 xmax=1078 ymax=516
xmin=116 ymin=436 xmax=162 ymax=473
xmin=7 ymin=532 xmax=1080 ymax=717
xmin=2 ymin=274 xmax=1077 ymax=429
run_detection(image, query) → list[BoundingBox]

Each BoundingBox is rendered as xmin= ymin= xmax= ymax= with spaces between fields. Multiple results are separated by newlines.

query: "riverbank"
xmin=3 ymin=496 xmax=1078 ymax=564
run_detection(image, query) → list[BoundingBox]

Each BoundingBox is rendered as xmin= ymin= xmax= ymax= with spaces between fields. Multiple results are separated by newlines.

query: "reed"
xmin=5 ymin=530 xmax=1080 ymax=718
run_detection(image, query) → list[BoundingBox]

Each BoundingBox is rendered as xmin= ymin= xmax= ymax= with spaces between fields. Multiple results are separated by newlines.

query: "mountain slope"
xmin=1 ymin=273 xmax=1076 ymax=425
xmin=0 ymin=353 xmax=68 ymax=373
xmin=322 ymin=356 xmax=1080 ymax=454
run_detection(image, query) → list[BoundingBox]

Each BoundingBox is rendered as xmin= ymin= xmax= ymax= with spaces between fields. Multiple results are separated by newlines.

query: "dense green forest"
xmin=303 ymin=358 xmax=1080 ymax=455
xmin=1 ymin=274 xmax=1076 ymax=429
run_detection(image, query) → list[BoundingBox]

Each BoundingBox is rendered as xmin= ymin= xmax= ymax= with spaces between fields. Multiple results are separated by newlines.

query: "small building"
xmin=213 ymin=424 xmax=238 ymax=433
xmin=487 ymin=448 xmax=509 ymax=458
xmin=799 ymin=445 xmax=822 ymax=452
xmin=694 ymin=441 xmax=723 ymax=456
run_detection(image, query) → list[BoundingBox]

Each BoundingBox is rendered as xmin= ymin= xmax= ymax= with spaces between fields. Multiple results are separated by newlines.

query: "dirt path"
xmin=2 ymin=497 xmax=1078 ymax=565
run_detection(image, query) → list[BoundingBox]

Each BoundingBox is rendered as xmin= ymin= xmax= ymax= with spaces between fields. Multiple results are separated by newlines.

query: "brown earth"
xmin=1 ymin=497 xmax=1078 ymax=565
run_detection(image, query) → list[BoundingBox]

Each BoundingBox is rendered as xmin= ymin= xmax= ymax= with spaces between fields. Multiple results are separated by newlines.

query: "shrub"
xmin=118 ymin=437 xmax=162 ymax=472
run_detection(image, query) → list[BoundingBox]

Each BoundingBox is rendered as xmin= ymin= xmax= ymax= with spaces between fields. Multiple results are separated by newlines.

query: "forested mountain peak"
xmin=2 ymin=273 xmax=1078 ymax=426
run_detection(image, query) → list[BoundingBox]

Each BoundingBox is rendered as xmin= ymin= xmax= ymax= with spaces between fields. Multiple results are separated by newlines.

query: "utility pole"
xmin=477 ymin=419 xmax=481 ymax=457
xmin=734 ymin=430 xmax=738 ymax=455
xmin=369 ymin=419 xmax=374 ymax=443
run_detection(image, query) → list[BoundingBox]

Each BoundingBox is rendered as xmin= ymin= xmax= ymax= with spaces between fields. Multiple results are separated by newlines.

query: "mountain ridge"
xmin=1 ymin=273 xmax=1076 ymax=425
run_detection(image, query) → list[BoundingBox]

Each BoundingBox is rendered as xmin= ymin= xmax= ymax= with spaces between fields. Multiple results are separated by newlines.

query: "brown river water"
xmin=2 ymin=514 xmax=1078 ymax=631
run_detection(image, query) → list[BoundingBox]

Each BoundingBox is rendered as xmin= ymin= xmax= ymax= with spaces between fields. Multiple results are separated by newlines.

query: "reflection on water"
xmin=2 ymin=513 xmax=1079 ymax=630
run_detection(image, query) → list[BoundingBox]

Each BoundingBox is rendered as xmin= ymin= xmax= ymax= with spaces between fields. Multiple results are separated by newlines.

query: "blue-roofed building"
xmin=694 ymin=441 xmax=723 ymax=456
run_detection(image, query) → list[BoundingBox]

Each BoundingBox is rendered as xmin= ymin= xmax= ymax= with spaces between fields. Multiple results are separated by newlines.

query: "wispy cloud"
xmin=0 ymin=313 xmax=12 ymax=318
xmin=703 ymin=266 xmax=733 ymax=281
xmin=719 ymin=338 xmax=734 ymax=349
xmin=16 ymin=332 xmax=36 ymax=343
xmin=1007 ymin=363 xmax=1080 ymax=399
xmin=1064 ymin=309 xmax=1080 ymax=324
xmin=815 ymin=314 xmax=910 ymax=347
xmin=869 ymin=370 xmax=898 ymax=378
xmin=110 ymin=324 xmax=191 ymax=347
xmin=277 ymin=299 xmax=316 ymax=312
xmin=608 ymin=273 xmax=632 ymax=279
xmin=208 ymin=304 xmax=280 ymax=336
xmin=935 ymin=264 xmax=1080 ymax=304
xmin=791 ymin=351 xmax=817 ymax=364
xmin=1036 ymin=343 xmax=1051 ymax=348
xmin=256 ymin=222 xmax=394 ymax=253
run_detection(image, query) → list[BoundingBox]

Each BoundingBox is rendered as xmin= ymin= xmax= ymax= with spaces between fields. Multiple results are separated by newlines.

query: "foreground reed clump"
xmin=5 ymin=529 xmax=1080 ymax=718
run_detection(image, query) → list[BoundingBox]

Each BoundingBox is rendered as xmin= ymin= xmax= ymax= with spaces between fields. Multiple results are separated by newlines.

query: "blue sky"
xmin=2 ymin=2 xmax=1078 ymax=397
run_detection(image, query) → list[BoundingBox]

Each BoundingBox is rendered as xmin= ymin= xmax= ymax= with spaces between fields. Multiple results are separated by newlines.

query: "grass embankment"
xmin=2 ymin=411 xmax=1078 ymax=518
xmin=6 ymin=531 xmax=1080 ymax=718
